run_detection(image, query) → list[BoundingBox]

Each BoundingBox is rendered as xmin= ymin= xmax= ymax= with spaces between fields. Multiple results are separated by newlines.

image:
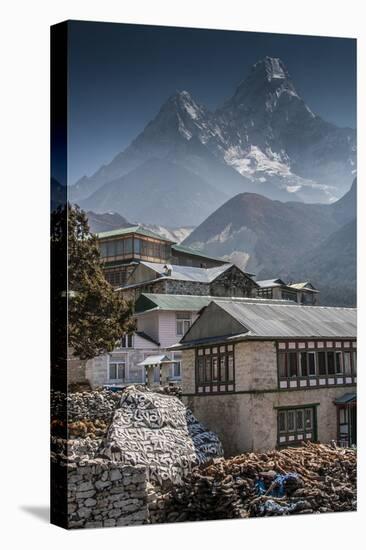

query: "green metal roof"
xmin=96 ymin=225 xmax=174 ymax=242
xmin=334 ymin=393 xmax=356 ymax=405
xmin=134 ymin=293 xmax=290 ymax=314
xmin=172 ymin=243 xmax=229 ymax=263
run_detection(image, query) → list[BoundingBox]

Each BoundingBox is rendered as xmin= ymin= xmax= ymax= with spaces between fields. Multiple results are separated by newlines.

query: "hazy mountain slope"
xmin=287 ymin=219 xmax=356 ymax=306
xmin=85 ymin=211 xmax=131 ymax=234
xmin=183 ymin=181 xmax=356 ymax=305
xmin=79 ymin=158 xmax=229 ymax=226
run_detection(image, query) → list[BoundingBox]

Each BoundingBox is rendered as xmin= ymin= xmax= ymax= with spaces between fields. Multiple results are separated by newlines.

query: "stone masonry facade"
xmin=182 ymin=340 xmax=356 ymax=456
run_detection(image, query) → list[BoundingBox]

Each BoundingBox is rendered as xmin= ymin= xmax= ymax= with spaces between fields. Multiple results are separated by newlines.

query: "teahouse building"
xmin=171 ymin=300 xmax=356 ymax=455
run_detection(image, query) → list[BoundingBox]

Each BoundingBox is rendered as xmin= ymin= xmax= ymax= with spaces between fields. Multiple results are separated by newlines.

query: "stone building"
xmin=97 ymin=225 xmax=228 ymax=288
xmin=171 ymin=300 xmax=356 ymax=455
xmin=256 ymin=278 xmax=319 ymax=305
xmin=119 ymin=261 xmax=258 ymax=302
xmin=85 ymin=293 xmax=270 ymax=389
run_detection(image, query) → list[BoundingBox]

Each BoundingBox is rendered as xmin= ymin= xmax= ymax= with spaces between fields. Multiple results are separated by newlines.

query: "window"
xmin=353 ymin=351 xmax=357 ymax=375
xmin=134 ymin=238 xmax=141 ymax=254
xmin=109 ymin=362 xmax=126 ymax=381
xmin=336 ymin=351 xmax=343 ymax=374
xmin=300 ymin=352 xmax=307 ymax=377
xmin=257 ymin=288 xmax=273 ymax=299
xmin=278 ymin=406 xmax=316 ymax=446
xmin=196 ymin=344 xmax=235 ymax=393
xmin=176 ymin=313 xmax=191 ymax=336
xmin=281 ymin=290 xmax=298 ymax=302
xmin=277 ymin=342 xmax=356 ymax=389
xmin=288 ymin=352 xmax=298 ymax=377
xmin=318 ymin=351 xmax=326 ymax=375
xmin=344 ymin=351 xmax=352 ymax=375
xmin=115 ymin=239 xmax=124 ymax=255
xmin=327 ymin=351 xmax=335 ymax=375
xmin=308 ymin=352 xmax=316 ymax=376
xmin=171 ymin=352 xmax=182 ymax=379
xmin=119 ymin=334 xmax=133 ymax=348
xmin=124 ymin=238 xmax=132 ymax=255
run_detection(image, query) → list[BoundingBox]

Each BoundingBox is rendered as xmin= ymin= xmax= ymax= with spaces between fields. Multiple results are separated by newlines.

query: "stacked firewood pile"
xmin=151 ymin=443 xmax=356 ymax=522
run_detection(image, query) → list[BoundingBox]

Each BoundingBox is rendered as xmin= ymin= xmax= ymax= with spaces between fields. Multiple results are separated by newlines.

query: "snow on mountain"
xmin=71 ymin=56 xmax=356 ymax=212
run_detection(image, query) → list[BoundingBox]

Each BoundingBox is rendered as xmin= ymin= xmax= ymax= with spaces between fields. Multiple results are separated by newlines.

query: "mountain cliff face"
xmin=71 ymin=56 xmax=356 ymax=220
xmin=183 ymin=180 xmax=356 ymax=306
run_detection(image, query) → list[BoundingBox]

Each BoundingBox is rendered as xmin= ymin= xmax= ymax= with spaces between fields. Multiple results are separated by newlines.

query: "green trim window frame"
xmin=277 ymin=340 xmax=357 ymax=390
xmin=277 ymin=405 xmax=318 ymax=447
xmin=196 ymin=344 xmax=235 ymax=394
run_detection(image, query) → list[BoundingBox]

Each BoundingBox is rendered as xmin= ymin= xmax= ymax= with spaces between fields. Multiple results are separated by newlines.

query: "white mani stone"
xmin=328 ymin=378 xmax=335 ymax=385
xmin=280 ymin=381 xmax=288 ymax=388
xmin=336 ymin=342 xmax=342 ymax=348
xmin=306 ymin=433 xmax=312 ymax=439
xmin=337 ymin=378 xmax=344 ymax=384
xmin=300 ymin=380 xmax=307 ymax=387
xmin=279 ymin=436 xmax=286 ymax=443
xmin=308 ymin=342 xmax=315 ymax=348
xmin=298 ymin=342 xmax=306 ymax=349
xmin=344 ymin=342 xmax=350 ymax=348
xmin=309 ymin=379 xmax=317 ymax=386
xmin=326 ymin=341 xmax=333 ymax=348
xmin=319 ymin=379 xmax=326 ymax=385
xmin=278 ymin=343 xmax=286 ymax=349
xmin=288 ymin=342 xmax=296 ymax=349
xmin=346 ymin=377 xmax=352 ymax=384
xmin=288 ymin=436 xmax=295 ymax=441
xmin=290 ymin=381 xmax=297 ymax=388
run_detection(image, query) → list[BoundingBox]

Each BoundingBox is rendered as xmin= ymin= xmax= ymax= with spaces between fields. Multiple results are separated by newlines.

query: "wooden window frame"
xmin=195 ymin=344 xmax=235 ymax=394
xmin=277 ymin=405 xmax=318 ymax=447
xmin=277 ymin=341 xmax=356 ymax=390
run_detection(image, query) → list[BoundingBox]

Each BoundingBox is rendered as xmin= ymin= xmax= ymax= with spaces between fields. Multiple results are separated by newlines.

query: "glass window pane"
xmin=124 ymin=238 xmax=132 ymax=254
xmin=344 ymin=351 xmax=351 ymax=375
xmin=219 ymin=356 xmax=226 ymax=381
xmin=287 ymin=411 xmax=295 ymax=431
xmin=318 ymin=351 xmax=326 ymax=375
xmin=197 ymin=357 xmax=204 ymax=382
xmin=304 ymin=409 xmax=312 ymax=429
xmin=353 ymin=351 xmax=357 ymax=375
xmin=212 ymin=358 xmax=218 ymax=381
xmin=205 ymin=358 xmax=211 ymax=382
xmin=110 ymin=365 xmax=117 ymax=379
xmin=296 ymin=410 xmax=304 ymax=430
xmin=115 ymin=239 xmax=124 ymax=255
xmin=336 ymin=352 xmax=343 ymax=374
xmin=300 ymin=352 xmax=307 ymax=376
xmin=227 ymin=355 xmax=234 ymax=381
xmin=289 ymin=352 xmax=298 ymax=377
xmin=279 ymin=411 xmax=286 ymax=432
xmin=278 ymin=354 xmax=287 ymax=377
xmin=134 ymin=238 xmax=141 ymax=254
xmin=308 ymin=352 xmax=316 ymax=376
xmin=327 ymin=352 xmax=335 ymax=375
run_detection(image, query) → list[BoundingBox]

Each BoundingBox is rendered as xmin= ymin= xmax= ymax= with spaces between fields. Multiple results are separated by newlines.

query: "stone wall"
xmin=66 ymin=459 xmax=147 ymax=529
xmin=210 ymin=265 xmax=257 ymax=298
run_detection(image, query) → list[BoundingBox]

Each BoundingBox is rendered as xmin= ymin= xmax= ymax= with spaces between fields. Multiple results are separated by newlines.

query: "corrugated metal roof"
xmin=139 ymin=261 xmax=233 ymax=283
xmin=334 ymin=393 xmax=356 ymax=405
xmin=256 ymin=278 xmax=286 ymax=288
xmin=212 ymin=301 xmax=357 ymax=339
xmin=172 ymin=243 xmax=229 ymax=263
xmin=135 ymin=293 xmax=298 ymax=313
xmin=289 ymin=282 xmax=318 ymax=291
xmin=138 ymin=354 xmax=173 ymax=366
xmin=96 ymin=225 xmax=174 ymax=242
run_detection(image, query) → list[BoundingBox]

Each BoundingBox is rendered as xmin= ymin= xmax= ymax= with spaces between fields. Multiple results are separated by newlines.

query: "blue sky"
xmin=67 ymin=21 xmax=356 ymax=184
